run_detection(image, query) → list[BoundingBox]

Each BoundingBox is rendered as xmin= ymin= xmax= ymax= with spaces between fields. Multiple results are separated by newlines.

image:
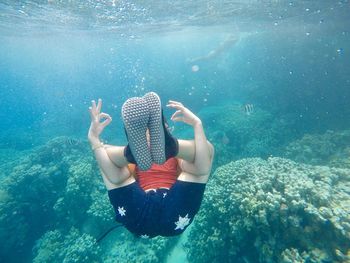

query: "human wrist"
xmin=91 ymin=141 xmax=104 ymax=151
xmin=89 ymin=138 xmax=104 ymax=151
xmin=192 ymin=118 xmax=202 ymax=128
xmin=88 ymin=136 xmax=101 ymax=147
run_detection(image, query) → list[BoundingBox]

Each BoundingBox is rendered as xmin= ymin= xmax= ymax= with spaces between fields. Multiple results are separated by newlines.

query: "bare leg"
xmin=99 ymin=168 xmax=134 ymax=190
xmin=91 ymin=144 xmax=134 ymax=190
xmin=176 ymin=138 xmax=214 ymax=183
xmin=176 ymin=139 xmax=196 ymax=162
xmin=104 ymin=145 xmax=129 ymax=167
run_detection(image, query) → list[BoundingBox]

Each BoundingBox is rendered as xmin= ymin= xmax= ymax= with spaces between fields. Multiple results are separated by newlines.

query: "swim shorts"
xmin=108 ymin=180 xmax=206 ymax=238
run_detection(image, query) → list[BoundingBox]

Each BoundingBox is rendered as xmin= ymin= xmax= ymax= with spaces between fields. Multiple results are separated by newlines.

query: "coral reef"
xmin=33 ymin=227 xmax=101 ymax=263
xmin=186 ymin=157 xmax=350 ymax=263
xmin=0 ymin=155 xmax=65 ymax=262
xmin=196 ymin=104 xmax=294 ymax=169
xmin=284 ymin=129 xmax=350 ymax=169
xmin=87 ymin=189 xmax=115 ymax=223
xmin=0 ymin=149 xmax=30 ymax=180
xmin=0 ymin=136 xmax=102 ymax=262
xmin=1 ymin=136 xmax=180 ymax=262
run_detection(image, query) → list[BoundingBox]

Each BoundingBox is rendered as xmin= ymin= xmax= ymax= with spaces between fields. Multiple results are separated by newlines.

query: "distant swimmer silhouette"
xmin=188 ymin=34 xmax=239 ymax=64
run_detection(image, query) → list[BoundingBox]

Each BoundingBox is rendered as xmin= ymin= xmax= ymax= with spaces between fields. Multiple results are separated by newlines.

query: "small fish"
xmin=243 ymin=104 xmax=254 ymax=115
xmin=66 ymin=138 xmax=81 ymax=146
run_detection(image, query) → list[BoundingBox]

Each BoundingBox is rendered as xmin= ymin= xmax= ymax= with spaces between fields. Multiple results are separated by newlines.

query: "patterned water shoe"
xmin=143 ymin=92 xmax=166 ymax=164
xmin=121 ymin=97 xmax=152 ymax=171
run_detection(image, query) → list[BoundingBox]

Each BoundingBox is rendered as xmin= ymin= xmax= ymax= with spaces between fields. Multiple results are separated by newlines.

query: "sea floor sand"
xmin=166 ymin=225 xmax=192 ymax=263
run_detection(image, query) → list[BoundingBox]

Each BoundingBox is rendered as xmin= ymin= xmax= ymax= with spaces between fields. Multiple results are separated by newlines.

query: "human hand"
xmin=88 ymin=99 xmax=112 ymax=142
xmin=166 ymin=100 xmax=201 ymax=127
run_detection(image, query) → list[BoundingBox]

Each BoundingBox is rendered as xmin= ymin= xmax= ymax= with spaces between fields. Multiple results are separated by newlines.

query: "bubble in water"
xmin=191 ymin=65 xmax=199 ymax=72
xmin=189 ymin=92 xmax=192 ymax=96
xmin=306 ymin=32 xmax=310 ymax=36
xmin=203 ymin=98 xmax=207 ymax=102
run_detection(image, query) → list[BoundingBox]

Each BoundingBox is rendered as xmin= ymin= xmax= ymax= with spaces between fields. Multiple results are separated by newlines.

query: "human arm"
xmin=88 ymin=99 xmax=132 ymax=189
xmin=167 ymin=100 xmax=214 ymax=176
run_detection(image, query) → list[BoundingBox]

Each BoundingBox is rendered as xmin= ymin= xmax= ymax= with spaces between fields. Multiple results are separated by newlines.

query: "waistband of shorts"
xmin=145 ymin=187 xmax=170 ymax=193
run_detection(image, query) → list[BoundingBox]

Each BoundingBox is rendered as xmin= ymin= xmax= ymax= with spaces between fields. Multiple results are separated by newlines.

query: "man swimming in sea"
xmin=188 ymin=34 xmax=239 ymax=64
xmin=88 ymin=92 xmax=214 ymax=238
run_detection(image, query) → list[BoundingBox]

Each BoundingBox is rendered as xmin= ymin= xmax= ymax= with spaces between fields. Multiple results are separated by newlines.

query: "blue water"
xmin=0 ymin=1 xmax=349 ymax=262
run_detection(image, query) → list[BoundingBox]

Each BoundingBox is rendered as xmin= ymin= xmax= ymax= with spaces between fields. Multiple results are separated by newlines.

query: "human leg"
xmin=122 ymin=96 xmax=152 ymax=170
xmin=158 ymin=107 xmax=214 ymax=182
xmin=104 ymin=145 xmax=129 ymax=167
xmin=159 ymin=180 xmax=206 ymax=236
xmin=175 ymin=139 xmax=195 ymax=163
xmin=100 ymin=168 xmax=135 ymax=190
xmin=106 ymin=93 xmax=176 ymax=169
xmin=175 ymin=139 xmax=214 ymax=183
xmin=143 ymin=92 xmax=166 ymax=164
xmin=108 ymin=181 xmax=153 ymax=236
xmin=92 ymin=144 xmax=134 ymax=190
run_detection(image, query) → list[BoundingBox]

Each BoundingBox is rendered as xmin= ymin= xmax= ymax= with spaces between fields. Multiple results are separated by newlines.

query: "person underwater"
xmin=88 ymin=92 xmax=214 ymax=238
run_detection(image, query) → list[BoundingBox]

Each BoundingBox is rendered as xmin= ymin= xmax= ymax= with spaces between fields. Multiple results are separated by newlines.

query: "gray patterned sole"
xmin=143 ymin=92 xmax=166 ymax=164
xmin=121 ymin=97 xmax=152 ymax=171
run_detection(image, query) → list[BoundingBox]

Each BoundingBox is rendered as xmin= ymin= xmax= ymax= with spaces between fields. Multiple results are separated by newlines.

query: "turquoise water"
xmin=0 ymin=1 xmax=349 ymax=262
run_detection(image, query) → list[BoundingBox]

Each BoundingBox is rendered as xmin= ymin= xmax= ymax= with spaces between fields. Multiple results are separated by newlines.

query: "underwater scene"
xmin=0 ymin=0 xmax=349 ymax=262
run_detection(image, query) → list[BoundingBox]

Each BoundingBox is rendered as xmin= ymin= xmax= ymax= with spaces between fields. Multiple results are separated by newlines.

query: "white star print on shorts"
xmin=118 ymin=206 xmax=126 ymax=216
xmin=174 ymin=214 xmax=191 ymax=230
